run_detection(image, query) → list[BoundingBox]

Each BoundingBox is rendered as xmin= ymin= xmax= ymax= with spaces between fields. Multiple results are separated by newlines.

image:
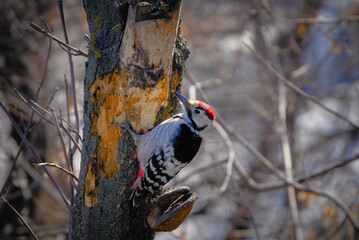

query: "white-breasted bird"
xmin=112 ymin=90 xmax=215 ymax=207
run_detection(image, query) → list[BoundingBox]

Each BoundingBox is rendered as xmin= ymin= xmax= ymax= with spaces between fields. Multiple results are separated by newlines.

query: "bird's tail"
xmin=131 ymin=186 xmax=150 ymax=207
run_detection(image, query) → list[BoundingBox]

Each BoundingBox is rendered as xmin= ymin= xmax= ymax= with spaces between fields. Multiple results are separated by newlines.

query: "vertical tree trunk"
xmin=72 ymin=0 xmax=189 ymax=239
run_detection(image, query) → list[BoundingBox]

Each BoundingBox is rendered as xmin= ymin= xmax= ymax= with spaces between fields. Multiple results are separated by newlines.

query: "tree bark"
xmin=72 ymin=0 xmax=189 ymax=239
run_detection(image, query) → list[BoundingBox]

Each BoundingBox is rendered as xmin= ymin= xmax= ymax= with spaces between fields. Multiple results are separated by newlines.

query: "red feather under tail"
xmin=132 ymin=167 xmax=144 ymax=189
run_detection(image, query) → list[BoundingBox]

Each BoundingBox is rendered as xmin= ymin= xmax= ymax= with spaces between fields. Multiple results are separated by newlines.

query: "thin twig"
xmin=40 ymin=18 xmax=83 ymax=57
xmin=30 ymin=100 xmax=80 ymax=138
xmin=321 ymin=216 xmax=348 ymax=240
xmin=57 ymin=1 xmax=80 ymax=143
xmin=4 ymin=88 xmax=80 ymax=146
xmin=57 ymin=2 xmax=77 ymax=237
xmin=40 ymin=17 xmax=54 ymax=34
xmin=229 ymin=227 xmax=278 ymax=239
xmin=0 ymin=75 xmax=56 ymax=126
xmin=34 ymin=163 xmax=78 ymax=181
xmin=257 ymin=0 xmax=359 ymax=24
xmin=51 ymin=107 xmax=77 ymax=188
xmin=278 ymin=80 xmax=303 ymax=240
xmin=29 ymin=87 xmax=59 ymax=131
xmin=296 ymin=153 xmax=359 ymax=182
xmin=30 ymin=100 xmax=82 ymax=147
xmin=65 ymin=76 xmax=79 ymax=224
xmin=34 ymin=37 xmax=52 ymax=102
xmin=0 ymin=40 xmax=52 ymax=196
xmin=187 ymin=81 xmax=234 ymax=192
xmin=281 ymin=14 xmax=359 ymax=24
xmin=0 ymin=197 xmax=39 ymax=240
xmin=0 ymin=102 xmax=70 ymax=207
xmin=29 ymin=22 xmax=88 ymax=58
xmin=232 ymin=188 xmax=261 ymax=240
xmin=245 ymin=43 xmax=359 ymax=130
xmin=213 ymin=121 xmax=235 ymax=193
xmin=59 ymin=122 xmax=82 ymax=152
xmin=65 ymin=76 xmax=73 ymax=162
xmin=0 ymin=144 xmax=24 ymax=196
xmin=21 ymin=160 xmax=67 ymax=210
xmin=176 ymin=158 xmax=227 ymax=183
xmin=243 ymin=152 xmax=359 ymax=192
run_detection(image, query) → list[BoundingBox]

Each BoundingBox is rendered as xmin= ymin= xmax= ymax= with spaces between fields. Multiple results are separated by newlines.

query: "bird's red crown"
xmin=198 ymin=101 xmax=216 ymax=121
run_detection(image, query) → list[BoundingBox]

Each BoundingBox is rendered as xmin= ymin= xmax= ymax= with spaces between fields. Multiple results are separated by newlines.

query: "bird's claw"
xmin=111 ymin=110 xmax=134 ymax=131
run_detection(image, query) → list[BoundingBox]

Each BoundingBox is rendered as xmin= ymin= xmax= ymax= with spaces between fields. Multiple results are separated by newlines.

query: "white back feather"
xmin=136 ymin=115 xmax=186 ymax=169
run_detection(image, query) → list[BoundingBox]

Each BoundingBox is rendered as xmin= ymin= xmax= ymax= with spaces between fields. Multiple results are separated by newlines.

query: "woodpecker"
xmin=112 ymin=90 xmax=215 ymax=207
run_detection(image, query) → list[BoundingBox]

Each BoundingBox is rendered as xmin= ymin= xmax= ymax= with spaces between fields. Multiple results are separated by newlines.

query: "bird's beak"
xmin=173 ymin=90 xmax=190 ymax=109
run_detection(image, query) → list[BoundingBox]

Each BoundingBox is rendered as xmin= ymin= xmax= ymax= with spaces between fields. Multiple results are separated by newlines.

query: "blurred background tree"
xmin=1 ymin=0 xmax=359 ymax=239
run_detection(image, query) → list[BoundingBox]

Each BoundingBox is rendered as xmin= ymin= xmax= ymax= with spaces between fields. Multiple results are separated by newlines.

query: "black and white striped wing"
xmin=131 ymin=149 xmax=179 ymax=207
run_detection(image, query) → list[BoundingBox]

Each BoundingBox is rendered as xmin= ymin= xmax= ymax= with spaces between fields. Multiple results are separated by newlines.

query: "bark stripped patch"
xmin=84 ymin=69 xmax=170 ymax=206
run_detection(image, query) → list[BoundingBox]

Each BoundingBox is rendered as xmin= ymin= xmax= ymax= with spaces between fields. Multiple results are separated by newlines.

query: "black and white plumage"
xmin=112 ymin=90 xmax=215 ymax=207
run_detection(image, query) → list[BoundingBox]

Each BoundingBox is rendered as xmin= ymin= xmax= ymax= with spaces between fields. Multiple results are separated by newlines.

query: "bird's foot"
xmin=111 ymin=110 xmax=134 ymax=131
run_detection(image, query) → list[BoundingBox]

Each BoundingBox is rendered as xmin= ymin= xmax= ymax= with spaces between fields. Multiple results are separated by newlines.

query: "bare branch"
xmin=0 ymin=40 xmax=52 ymax=196
xmin=0 ymin=102 xmax=70 ymax=207
xmin=34 ymin=163 xmax=78 ymax=182
xmin=187 ymin=78 xmax=234 ymax=193
xmin=296 ymin=153 xmax=359 ymax=182
xmin=0 ymin=197 xmax=39 ymax=240
xmin=0 ymin=75 xmax=56 ymax=126
xmin=57 ymin=2 xmax=79 ymax=236
xmin=278 ymin=81 xmax=303 ymax=240
xmin=29 ymin=99 xmax=82 ymax=153
xmin=257 ymin=0 xmax=359 ymax=24
xmin=57 ymin=1 xmax=81 ymax=150
xmin=176 ymin=158 xmax=227 ymax=183
xmin=245 ymin=43 xmax=359 ymax=130
xmin=20 ymin=160 xmax=67 ymax=210
xmin=59 ymin=121 xmax=82 ymax=152
xmin=29 ymin=22 xmax=88 ymax=58
xmin=213 ymin=121 xmax=235 ymax=193
xmin=51 ymin=107 xmax=77 ymax=189
xmin=282 ymin=14 xmax=359 ymax=24
xmin=29 ymin=87 xmax=59 ymax=131
xmin=1 ymin=77 xmax=81 ymax=149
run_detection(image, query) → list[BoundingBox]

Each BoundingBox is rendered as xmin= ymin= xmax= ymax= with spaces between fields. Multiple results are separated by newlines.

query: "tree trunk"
xmin=72 ymin=0 xmax=189 ymax=239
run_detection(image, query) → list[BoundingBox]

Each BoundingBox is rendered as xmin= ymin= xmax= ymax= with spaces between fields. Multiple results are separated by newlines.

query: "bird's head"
xmin=173 ymin=90 xmax=215 ymax=131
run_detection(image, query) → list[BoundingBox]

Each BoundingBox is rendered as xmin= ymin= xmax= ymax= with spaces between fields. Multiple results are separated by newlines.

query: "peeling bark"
xmin=72 ymin=0 xmax=189 ymax=239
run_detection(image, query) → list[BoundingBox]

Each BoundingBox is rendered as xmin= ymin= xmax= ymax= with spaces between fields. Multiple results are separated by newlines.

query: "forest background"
xmin=0 ymin=0 xmax=359 ymax=239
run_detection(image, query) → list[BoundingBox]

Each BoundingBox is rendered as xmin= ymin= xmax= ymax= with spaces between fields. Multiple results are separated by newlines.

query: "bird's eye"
xmin=195 ymin=109 xmax=200 ymax=114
